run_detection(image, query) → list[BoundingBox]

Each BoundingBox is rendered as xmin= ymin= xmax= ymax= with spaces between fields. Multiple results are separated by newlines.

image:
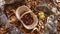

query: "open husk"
xmin=16 ymin=5 xmax=38 ymax=29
